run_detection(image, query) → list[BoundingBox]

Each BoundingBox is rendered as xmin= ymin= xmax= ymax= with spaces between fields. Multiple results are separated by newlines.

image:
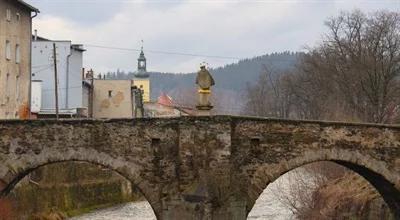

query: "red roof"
xmin=156 ymin=93 xmax=197 ymax=116
xmin=157 ymin=93 xmax=174 ymax=106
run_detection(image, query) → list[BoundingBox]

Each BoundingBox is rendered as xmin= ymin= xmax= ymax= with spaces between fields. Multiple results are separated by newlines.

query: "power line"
xmin=42 ymin=85 xmax=83 ymax=92
xmin=32 ymin=65 xmax=53 ymax=74
xmin=84 ymin=44 xmax=242 ymax=60
xmin=33 ymin=63 xmax=53 ymax=68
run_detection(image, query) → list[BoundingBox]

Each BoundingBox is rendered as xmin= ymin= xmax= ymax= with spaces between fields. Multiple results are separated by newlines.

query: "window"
xmin=0 ymin=71 xmax=2 ymax=105
xmin=5 ymin=73 xmax=10 ymax=103
xmin=5 ymin=40 xmax=11 ymax=60
xmin=6 ymin=9 xmax=11 ymax=22
xmin=108 ymin=90 xmax=113 ymax=97
xmin=15 ymin=44 xmax=20 ymax=63
xmin=16 ymin=75 xmax=20 ymax=101
xmin=16 ymin=13 xmax=20 ymax=21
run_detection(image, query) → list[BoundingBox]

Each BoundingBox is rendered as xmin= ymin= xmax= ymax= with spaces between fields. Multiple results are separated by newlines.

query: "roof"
xmin=31 ymin=37 xmax=85 ymax=52
xmin=32 ymin=35 xmax=50 ymax=41
xmin=71 ymin=44 xmax=86 ymax=52
xmin=155 ymin=93 xmax=197 ymax=116
xmin=157 ymin=93 xmax=174 ymax=106
xmin=16 ymin=0 xmax=40 ymax=12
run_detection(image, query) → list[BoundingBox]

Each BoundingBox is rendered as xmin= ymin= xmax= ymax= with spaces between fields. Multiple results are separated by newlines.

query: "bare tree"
xmin=292 ymin=10 xmax=400 ymax=123
xmin=246 ymin=9 xmax=400 ymax=220
xmin=270 ymin=162 xmax=347 ymax=219
xmin=244 ymin=65 xmax=293 ymax=118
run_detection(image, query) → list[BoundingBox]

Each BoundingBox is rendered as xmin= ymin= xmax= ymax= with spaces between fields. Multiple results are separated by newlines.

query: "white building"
xmin=31 ymin=34 xmax=86 ymax=117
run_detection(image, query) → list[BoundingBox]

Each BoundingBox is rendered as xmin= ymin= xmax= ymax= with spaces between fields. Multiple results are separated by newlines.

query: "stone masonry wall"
xmin=6 ymin=162 xmax=137 ymax=219
xmin=0 ymin=116 xmax=398 ymax=220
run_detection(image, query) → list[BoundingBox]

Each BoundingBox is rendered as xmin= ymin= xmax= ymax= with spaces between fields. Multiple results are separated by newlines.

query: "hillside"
xmin=105 ymin=51 xmax=301 ymax=111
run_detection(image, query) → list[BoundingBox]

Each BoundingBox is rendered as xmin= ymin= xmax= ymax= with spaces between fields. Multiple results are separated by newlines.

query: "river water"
xmin=69 ymin=201 xmax=156 ymax=220
xmin=70 ymin=182 xmax=293 ymax=220
xmin=70 ymin=171 xmax=299 ymax=220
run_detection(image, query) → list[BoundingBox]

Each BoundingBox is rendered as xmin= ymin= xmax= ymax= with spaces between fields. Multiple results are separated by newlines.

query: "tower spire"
xmin=135 ymin=40 xmax=148 ymax=78
xmin=133 ymin=40 xmax=151 ymax=103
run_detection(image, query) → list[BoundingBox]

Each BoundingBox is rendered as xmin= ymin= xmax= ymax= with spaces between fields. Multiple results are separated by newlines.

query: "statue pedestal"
xmin=196 ymin=89 xmax=213 ymax=116
xmin=196 ymin=105 xmax=213 ymax=116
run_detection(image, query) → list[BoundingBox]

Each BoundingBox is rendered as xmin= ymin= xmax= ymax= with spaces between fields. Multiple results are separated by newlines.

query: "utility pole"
xmin=89 ymin=69 xmax=94 ymax=118
xmin=53 ymin=43 xmax=59 ymax=120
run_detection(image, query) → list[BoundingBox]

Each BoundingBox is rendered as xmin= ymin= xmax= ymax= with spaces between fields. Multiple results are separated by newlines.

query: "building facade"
xmin=92 ymin=79 xmax=134 ymax=118
xmin=90 ymin=47 xmax=195 ymax=118
xmin=91 ymin=48 xmax=152 ymax=118
xmin=0 ymin=0 xmax=39 ymax=119
xmin=31 ymin=35 xmax=86 ymax=117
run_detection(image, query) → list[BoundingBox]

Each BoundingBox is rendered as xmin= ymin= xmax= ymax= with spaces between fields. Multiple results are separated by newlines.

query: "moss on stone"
xmin=7 ymin=162 xmax=138 ymax=219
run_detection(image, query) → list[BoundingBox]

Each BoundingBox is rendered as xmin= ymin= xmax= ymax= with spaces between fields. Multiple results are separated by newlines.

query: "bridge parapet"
xmin=0 ymin=116 xmax=399 ymax=219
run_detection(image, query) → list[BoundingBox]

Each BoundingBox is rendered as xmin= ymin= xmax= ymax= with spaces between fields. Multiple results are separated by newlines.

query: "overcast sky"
xmin=26 ymin=0 xmax=400 ymax=73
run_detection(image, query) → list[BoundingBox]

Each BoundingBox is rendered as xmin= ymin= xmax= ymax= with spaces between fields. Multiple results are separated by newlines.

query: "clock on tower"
xmin=137 ymin=48 xmax=147 ymax=74
xmin=133 ymin=41 xmax=150 ymax=102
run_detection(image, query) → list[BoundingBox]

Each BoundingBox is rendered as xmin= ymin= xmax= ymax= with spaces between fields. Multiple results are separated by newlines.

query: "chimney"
xmin=34 ymin=29 xmax=38 ymax=41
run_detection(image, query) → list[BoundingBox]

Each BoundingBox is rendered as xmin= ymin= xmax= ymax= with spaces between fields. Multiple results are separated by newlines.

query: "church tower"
xmin=133 ymin=43 xmax=150 ymax=102
xmin=137 ymin=48 xmax=147 ymax=74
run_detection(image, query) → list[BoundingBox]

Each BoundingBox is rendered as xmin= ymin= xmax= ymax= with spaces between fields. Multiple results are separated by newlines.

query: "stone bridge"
xmin=0 ymin=116 xmax=399 ymax=219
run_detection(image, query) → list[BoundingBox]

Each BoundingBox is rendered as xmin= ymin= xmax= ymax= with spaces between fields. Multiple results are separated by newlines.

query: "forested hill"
xmin=105 ymin=51 xmax=301 ymax=100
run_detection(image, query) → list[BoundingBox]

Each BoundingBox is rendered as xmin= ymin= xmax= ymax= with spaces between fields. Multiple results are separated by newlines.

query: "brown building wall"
xmin=92 ymin=79 xmax=133 ymax=118
xmin=0 ymin=0 xmax=32 ymax=119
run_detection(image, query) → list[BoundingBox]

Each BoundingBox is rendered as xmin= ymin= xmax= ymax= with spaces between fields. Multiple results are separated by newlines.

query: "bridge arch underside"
xmin=0 ymin=150 xmax=161 ymax=219
xmin=246 ymin=149 xmax=400 ymax=219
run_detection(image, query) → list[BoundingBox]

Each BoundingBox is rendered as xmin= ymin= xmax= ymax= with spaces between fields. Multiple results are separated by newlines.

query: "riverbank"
xmin=69 ymin=201 xmax=156 ymax=220
xmin=5 ymin=162 xmax=138 ymax=220
xmin=305 ymin=173 xmax=394 ymax=219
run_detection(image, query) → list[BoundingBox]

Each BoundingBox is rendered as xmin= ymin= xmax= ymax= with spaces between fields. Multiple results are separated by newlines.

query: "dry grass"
xmin=271 ymin=162 xmax=393 ymax=220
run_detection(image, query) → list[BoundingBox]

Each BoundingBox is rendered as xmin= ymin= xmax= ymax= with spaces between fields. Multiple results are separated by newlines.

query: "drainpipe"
xmin=29 ymin=11 xmax=39 ymax=119
xmin=66 ymin=51 xmax=72 ymax=109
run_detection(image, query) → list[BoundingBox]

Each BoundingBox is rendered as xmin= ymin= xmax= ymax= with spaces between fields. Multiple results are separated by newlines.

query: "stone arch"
xmin=247 ymin=149 xmax=400 ymax=219
xmin=0 ymin=147 xmax=161 ymax=219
